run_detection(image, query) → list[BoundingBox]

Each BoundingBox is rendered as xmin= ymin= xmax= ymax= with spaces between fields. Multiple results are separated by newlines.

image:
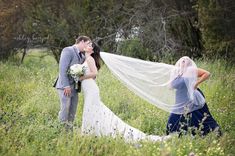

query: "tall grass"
xmin=0 ymin=51 xmax=234 ymax=156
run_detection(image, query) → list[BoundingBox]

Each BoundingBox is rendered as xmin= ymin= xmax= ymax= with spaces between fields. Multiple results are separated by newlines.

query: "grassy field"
xmin=0 ymin=50 xmax=234 ymax=156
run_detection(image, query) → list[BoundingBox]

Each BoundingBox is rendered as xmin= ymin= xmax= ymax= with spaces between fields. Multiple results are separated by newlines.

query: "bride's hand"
xmin=80 ymin=76 xmax=85 ymax=81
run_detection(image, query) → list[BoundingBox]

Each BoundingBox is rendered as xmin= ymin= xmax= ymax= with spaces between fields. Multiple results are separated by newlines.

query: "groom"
xmin=54 ymin=36 xmax=91 ymax=128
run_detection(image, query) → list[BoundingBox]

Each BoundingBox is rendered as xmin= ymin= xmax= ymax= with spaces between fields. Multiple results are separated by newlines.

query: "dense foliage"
xmin=0 ymin=0 xmax=234 ymax=62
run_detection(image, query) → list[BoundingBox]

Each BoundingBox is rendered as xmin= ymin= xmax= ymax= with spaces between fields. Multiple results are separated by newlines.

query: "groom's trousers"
xmin=57 ymin=89 xmax=78 ymax=123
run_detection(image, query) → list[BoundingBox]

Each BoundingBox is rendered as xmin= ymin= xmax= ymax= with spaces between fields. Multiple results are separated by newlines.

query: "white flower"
xmin=70 ymin=64 xmax=84 ymax=75
xmin=68 ymin=64 xmax=87 ymax=84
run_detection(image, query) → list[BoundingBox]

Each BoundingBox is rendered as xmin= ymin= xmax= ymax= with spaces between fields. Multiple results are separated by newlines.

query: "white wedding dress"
xmin=81 ymin=61 xmax=169 ymax=142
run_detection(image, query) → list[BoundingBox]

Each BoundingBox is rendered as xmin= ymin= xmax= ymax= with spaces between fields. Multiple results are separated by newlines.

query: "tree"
xmin=0 ymin=0 xmax=28 ymax=60
xmin=197 ymin=0 xmax=235 ymax=62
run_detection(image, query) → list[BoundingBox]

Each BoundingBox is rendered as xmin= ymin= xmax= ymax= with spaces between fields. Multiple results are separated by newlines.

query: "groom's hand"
xmin=64 ymin=87 xmax=72 ymax=96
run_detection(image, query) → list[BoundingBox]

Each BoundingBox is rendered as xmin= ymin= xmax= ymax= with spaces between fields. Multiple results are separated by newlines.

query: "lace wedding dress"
xmin=81 ymin=61 xmax=169 ymax=142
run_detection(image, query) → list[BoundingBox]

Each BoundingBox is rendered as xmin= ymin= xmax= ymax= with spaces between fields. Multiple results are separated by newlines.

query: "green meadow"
xmin=0 ymin=50 xmax=234 ymax=156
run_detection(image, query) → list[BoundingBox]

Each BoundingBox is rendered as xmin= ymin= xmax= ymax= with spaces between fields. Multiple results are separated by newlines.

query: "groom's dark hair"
xmin=75 ymin=36 xmax=91 ymax=44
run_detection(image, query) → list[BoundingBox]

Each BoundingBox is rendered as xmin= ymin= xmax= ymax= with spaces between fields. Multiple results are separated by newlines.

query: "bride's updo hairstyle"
xmin=91 ymin=42 xmax=101 ymax=70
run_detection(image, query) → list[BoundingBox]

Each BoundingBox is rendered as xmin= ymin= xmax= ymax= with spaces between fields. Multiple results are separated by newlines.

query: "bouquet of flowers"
xmin=68 ymin=64 xmax=87 ymax=89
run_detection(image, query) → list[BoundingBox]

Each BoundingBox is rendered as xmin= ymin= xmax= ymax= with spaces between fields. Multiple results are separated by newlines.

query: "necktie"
xmin=79 ymin=52 xmax=83 ymax=58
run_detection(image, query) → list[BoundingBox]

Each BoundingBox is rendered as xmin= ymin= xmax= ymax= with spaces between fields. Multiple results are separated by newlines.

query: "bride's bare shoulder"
xmin=86 ymin=56 xmax=95 ymax=65
xmin=87 ymin=56 xmax=95 ymax=62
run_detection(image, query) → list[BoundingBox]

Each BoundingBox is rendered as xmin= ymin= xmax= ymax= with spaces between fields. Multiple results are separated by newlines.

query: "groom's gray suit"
xmin=55 ymin=45 xmax=85 ymax=123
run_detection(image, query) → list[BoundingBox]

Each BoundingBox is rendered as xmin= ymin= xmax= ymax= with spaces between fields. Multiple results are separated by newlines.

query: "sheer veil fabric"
xmin=100 ymin=52 xmax=205 ymax=114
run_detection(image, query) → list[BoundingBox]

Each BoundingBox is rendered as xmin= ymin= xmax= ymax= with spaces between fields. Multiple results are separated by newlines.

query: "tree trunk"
xmin=21 ymin=48 xmax=27 ymax=64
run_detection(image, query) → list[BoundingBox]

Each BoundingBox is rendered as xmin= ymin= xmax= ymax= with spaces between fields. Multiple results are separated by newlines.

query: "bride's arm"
xmin=80 ymin=57 xmax=98 ymax=80
xmin=194 ymin=68 xmax=210 ymax=89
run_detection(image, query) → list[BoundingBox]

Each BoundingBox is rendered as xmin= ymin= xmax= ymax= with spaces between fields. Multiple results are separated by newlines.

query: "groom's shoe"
xmin=61 ymin=122 xmax=73 ymax=133
xmin=65 ymin=122 xmax=74 ymax=133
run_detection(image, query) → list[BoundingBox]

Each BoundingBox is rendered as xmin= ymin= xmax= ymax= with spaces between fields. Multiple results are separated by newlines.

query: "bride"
xmin=79 ymin=42 xmax=168 ymax=142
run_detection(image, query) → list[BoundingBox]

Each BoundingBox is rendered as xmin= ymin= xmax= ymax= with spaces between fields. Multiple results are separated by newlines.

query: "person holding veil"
xmin=166 ymin=56 xmax=221 ymax=136
xmin=79 ymin=42 xmax=169 ymax=142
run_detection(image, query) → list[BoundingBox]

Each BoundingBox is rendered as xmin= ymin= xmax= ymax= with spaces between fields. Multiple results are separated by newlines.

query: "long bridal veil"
xmin=100 ymin=52 xmax=205 ymax=114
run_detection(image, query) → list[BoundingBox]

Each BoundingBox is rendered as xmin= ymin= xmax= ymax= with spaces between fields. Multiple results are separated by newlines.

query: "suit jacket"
xmin=54 ymin=45 xmax=85 ymax=92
